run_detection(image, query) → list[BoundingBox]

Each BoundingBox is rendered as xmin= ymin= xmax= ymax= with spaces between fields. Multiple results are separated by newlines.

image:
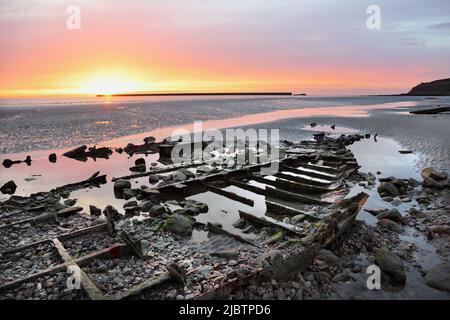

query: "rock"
xmin=352 ymin=265 xmax=361 ymax=273
xmin=114 ymin=179 xmax=131 ymax=194
xmin=89 ymin=205 xmax=101 ymax=216
xmin=421 ymin=167 xmax=448 ymax=188
xmin=0 ymin=180 xmax=17 ymax=194
xmin=424 ymin=262 xmax=450 ymax=292
xmin=254 ymin=249 xmax=283 ymax=267
xmin=408 ymin=207 xmax=426 ymax=218
xmin=179 ymin=169 xmax=196 ymax=179
xmin=64 ymin=199 xmax=77 ymax=206
xmin=407 ymin=178 xmax=421 ymax=187
xmin=429 ymin=225 xmax=450 ymax=235
xmin=291 ymin=214 xmax=306 ymax=225
xmin=63 ymin=145 xmax=87 ymax=158
xmin=57 ymin=206 xmax=83 ymax=217
xmin=148 ymin=204 xmax=166 ymax=216
xmin=210 ymin=249 xmax=239 ymax=260
xmin=124 ymin=200 xmax=138 ymax=208
xmin=377 ymin=182 xmax=400 ymax=197
xmin=398 ymin=150 xmax=412 ymax=154
xmin=196 ymin=165 xmax=213 ymax=174
xmin=163 ymin=214 xmax=193 ymax=236
xmin=148 ymin=175 xmax=159 ymax=184
xmin=197 ymin=265 xmax=213 ymax=277
xmin=48 ymin=153 xmax=57 ymax=163
xmin=140 ymin=200 xmax=154 ymax=212
xmin=333 ymin=272 xmax=352 ymax=282
xmin=377 ymin=219 xmax=402 ymax=232
xmin=375 ymin=247 xmax=406 ymax=286
xmin=422 ymin=167 xmax=447 ymax=182
xmin=134 ymin=158 xmax=146 ymax=166
xmin=166 ymin=289 xmax=178 ymax=300
xmin=377 ymin=208 xmax=404 ymax=224
xmin=122 ymin=188 xmax=136 ymax=200
xmin=172 ymin=172 xmax=187 ymax=182
xmin=316 ymin=249 xmax=340 ymax=266
xmin=140 ymin=240 xmax=151 ymax=252
xmin=144 ymin=136 xmax=156 ymax=144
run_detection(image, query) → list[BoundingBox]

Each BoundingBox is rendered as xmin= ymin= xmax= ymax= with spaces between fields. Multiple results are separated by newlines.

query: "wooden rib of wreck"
xmin=0 ymin=133 xmax=369 ymax=300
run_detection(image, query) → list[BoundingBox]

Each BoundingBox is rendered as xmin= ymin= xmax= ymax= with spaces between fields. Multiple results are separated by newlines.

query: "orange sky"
xmin=0 ymin=0 xmax=449 ymax=97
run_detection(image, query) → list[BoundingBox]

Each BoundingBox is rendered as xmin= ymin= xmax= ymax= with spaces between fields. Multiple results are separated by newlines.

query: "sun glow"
xmin=78 ymin=72 xmax=150 ymax=95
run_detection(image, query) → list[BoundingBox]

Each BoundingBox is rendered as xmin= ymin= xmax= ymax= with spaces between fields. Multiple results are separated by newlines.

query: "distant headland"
xmin=402 ymin=78 xmax=450 ymax=96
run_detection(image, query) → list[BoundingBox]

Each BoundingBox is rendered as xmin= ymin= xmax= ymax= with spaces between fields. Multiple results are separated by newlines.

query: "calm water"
xmin=0 ymin=95 xmax=429 ymax=154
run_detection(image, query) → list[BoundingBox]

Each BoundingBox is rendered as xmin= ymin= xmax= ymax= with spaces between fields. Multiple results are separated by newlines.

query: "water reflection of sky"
xmin=348 ymin=137 xmax=420 ymax=180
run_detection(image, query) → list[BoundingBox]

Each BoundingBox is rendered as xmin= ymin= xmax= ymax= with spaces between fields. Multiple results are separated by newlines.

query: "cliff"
xmin=405 ymin=78 xmax=450 ymax=96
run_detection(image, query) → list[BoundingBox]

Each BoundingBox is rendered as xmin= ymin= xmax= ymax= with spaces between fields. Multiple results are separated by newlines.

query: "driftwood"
xmin=51 ymin=171 xmax=107 ymax=193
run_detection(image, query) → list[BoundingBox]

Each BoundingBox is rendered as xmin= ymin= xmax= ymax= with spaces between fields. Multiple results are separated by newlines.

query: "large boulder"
xmin=114 ymin=179 xmax=131 ymax=194
xmin=162 ymin=213 xmax=193 ymax=236
xmin=421 ymin=167 xmax=448 ymax=189
xmin=0 ymin=180 xmax=17 ymax=195
xmin=377 ymin=208 xmax=404 ymax=224
xmin=148 ymin=204 xmax=167 ymax=216
xmin=375 ymin=247 xmax=406 ymax=286
xmin=377 ymin=182 xmax=400 ymax=197
xmin=424 ymin=261 xmax=450 ymax=292
xmin=316 ymin=249 xmax=340 ymax=267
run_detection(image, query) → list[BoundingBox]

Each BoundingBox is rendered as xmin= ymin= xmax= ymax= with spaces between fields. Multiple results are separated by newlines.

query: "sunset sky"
xmin=0 ymin=0 xmax=449 ymax=97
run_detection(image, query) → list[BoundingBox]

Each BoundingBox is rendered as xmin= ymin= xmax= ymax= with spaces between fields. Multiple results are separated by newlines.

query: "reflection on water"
xmin=348 ymin=136 xmax=420 ymax=180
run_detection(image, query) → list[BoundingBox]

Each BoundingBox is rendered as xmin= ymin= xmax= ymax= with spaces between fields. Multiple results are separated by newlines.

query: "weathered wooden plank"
xmin=265 ymin=186 xmax=330 ymax=205
xmin=228 ymin=179 xmax=266 ymax=195
xmin=206 ymin=185 xmax=255 ymax=207
xmin=238 ymin=210 xmax=304 ymax=236
xmin=251 ymin=174 xmax=339 ymax=195
xmin=275 ymin=172 xmax=333 ymax=187
xmin=265 ymin=200 xmax=320 ymax=221
xmin=281 ymin=164 xmax=340 ymax=180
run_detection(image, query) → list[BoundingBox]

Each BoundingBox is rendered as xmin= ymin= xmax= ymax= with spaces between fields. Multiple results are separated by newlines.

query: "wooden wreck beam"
xmin=207 ymin=222 xmax=256 ymax=246
xmin=265 ymin=200 xmax=320 ymax=221
xmin=195 ymin=268 xmax=264 ymax=300
xmin=0 ymin=261 xmax=70 ymax=293
xmin=228 ymin=179 xmax=266 ymax=196
xmin=51 ymin=171 xmax=107 ymax=193
xmin=206 ymin=185 xmax=255 ymax=207
xmin=52 ymin=238 xmax=105 ymax=300
xmin=250 ymin=174 xmax=339 ymax=195
xmin=304 ymin=162 xmax=344 ymax=174
xmin=265 ymin=185 xmax=330 ymax=205
xmin=238 ymin=210 xmax=304 ymax=236
xmin=113 ymin=272 xmax=173 ymax=300
xmin=281 ymin=164 xmax=340 ymax=180
xmin=111 ymin=163 xmax=203 ymax=182
xmin=275 ymin=172 xmax=333 ymax=187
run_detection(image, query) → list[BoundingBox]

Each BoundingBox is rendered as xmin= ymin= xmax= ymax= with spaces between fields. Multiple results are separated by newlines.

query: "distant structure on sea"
xmin=97 ymin=92 xmax=293 ymax=97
